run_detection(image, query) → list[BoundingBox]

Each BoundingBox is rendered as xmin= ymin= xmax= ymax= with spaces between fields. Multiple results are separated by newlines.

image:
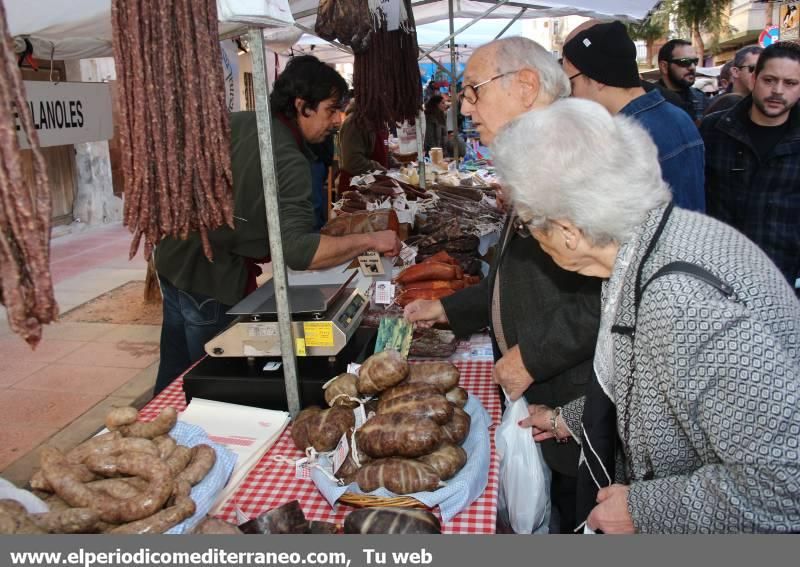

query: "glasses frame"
xmin=458 ymin=71 xmax=518 ymax=104
xmin=668 ymin=57 xmax=700 ymax=68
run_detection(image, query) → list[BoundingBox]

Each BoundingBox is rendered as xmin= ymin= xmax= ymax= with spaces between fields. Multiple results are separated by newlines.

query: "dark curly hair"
xmin=755 ymin=41 xmax=800 ymax=76
xmin=269 ymin=55 xmax=348 ymax=118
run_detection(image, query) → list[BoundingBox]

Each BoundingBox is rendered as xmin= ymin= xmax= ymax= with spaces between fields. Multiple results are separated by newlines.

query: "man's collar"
xmin=619 ymin=88 xmax=664 ymax=117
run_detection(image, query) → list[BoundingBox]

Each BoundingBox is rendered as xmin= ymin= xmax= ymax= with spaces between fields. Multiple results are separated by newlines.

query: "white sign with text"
xmin=16 ymin=81 xmax=113 ymax=149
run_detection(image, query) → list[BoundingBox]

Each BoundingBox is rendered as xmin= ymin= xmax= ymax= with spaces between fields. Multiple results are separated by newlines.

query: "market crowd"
xmin=152 ymin=21 xmax=799 ymax=534
xmin=405 ymin=24 xmax=800 ymax=534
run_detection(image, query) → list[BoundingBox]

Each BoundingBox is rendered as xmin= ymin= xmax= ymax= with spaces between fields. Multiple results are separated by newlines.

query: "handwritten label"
xmin=399 ymin=242 xmax=417 ymax=265
xmin=303 ymin=322 xmax=335 ymax=347
xmin=331 ymin=434 xmax=350 ymax=474
xmin=374 ymin=281 xmax=396 ymax=305
xmin=358 ymin=251 xmax=385 ymax=276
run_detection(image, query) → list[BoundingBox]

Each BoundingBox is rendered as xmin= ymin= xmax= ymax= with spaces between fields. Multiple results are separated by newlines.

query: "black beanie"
xmin=562 ymin=21 xmax=641 ymax=88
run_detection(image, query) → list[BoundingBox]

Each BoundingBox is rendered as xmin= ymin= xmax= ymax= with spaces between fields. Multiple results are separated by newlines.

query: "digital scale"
xmin=182 ymin=267 xmax=378 ymax=411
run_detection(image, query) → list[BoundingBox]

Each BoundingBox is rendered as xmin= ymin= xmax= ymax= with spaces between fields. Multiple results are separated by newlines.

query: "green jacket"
xmin=339 ymin=114 xmax=383 ymax=175
xmin=155 ymin=112 xmax=321 ymax=306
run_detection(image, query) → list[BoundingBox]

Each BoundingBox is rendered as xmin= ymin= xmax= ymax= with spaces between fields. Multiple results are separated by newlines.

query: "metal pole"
xmin=494 ymin=8 xmax=527 ymax=40
xmin=417 ymin=0 xmax=509 ymax=60
xmin=448 ymin=0 xmax=459 ymax=162
xmin=416 ymin=109 xmax=426 ymax=190
xmin=248 ymin=27 xmax=302 ymax=417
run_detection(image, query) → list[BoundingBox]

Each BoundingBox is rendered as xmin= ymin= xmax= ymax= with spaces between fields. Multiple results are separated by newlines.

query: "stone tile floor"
xmin=0 ymin=223 xmax=160 ymax=486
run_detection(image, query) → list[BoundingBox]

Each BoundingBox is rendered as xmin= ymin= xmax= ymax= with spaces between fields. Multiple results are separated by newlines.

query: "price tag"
xmin=399 ymin=242 xmax=417 ymax=265
xmin=331 ymin=434 xmax=350 ymax=474
xmin=395 ymin=208 xmax=414 ymax=225
xmin=358 ymin=251 xmax=384 ymax=276
xmin=295 ymin=457 xmax=313 ymax=480
xmin=303 ymin=322 xmax=335 ymax=347
xmin=295 ymin=338 xmax=307 ymax=357
xmin=374 ymin=281 xmax=396 ymax=305
xmin=347 ymin=362 xmax=362 ymax=375
xmin=354 ymin=404 xmax=368 ymax=428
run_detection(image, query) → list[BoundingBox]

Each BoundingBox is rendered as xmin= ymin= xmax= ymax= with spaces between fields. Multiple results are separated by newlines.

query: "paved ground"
xmin=0 ymin=223 xmax=159 ymax=486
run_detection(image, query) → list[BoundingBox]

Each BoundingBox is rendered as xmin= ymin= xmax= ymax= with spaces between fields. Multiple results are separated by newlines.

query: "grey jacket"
xmin=574 ymin=205 xmax=800 ymax=533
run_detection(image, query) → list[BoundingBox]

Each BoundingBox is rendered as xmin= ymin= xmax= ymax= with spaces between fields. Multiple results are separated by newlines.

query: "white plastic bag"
xmin=495 ymin=393 xmax=551 ymax=534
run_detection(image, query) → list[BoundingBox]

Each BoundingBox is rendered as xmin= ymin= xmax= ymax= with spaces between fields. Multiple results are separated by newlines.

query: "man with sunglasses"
xmin=730 ymin=45 xmax=763 ymax=96
xmin=404 ymin=37 xmax=602 ymax=534
xmin=657 ymin=39 xmax=708 ymax=122
xmin=700 ymin=41 xmax=800 ymax=297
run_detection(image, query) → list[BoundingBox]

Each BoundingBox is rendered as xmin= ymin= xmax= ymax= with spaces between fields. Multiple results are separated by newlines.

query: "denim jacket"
xmin=621 ymin=89 xmax=706 ymax=212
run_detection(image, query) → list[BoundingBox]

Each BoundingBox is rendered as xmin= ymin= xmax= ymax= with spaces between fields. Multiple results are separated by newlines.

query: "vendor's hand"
xmin=403 ymin=299 xmax=448 ymax=328
xmin=369 ymin=230 xmax=402 ymax=257
xmin=587 ymin=485 xmax=636 ymax=534
xmin=492 ymin=345 xmax=532 ymax=401
xmin=518 ymin=404 xmax=559 ymax=443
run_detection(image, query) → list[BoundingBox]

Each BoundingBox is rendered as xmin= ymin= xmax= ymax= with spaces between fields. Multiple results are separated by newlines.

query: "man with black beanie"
xmin=562 ymin=21 xmax=706 ymax=212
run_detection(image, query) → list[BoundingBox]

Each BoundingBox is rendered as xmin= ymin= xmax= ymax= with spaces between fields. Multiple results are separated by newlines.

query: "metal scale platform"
xmin=182 ymin=267 xmax=377 ymax=411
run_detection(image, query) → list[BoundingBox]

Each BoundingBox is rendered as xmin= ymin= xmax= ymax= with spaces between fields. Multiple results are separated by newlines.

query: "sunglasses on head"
xmin=669 ymin=57 xmax=699 ymax=68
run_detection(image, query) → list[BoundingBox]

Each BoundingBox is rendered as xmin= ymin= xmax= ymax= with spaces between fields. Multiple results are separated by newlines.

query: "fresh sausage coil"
xmin=105 ymin=406 xmax=139 ymax=430
xmin=118 ymin=407 xmax=178 ymax=439
xmin=175 ymin=444 xmax=216 ymax=486
xmin=109 ymin=481 xmax=195 ymax=534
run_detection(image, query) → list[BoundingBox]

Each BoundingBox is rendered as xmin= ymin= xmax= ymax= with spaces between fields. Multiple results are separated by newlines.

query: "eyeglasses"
xmin=736 ymin=64 xmax=756 ymax=73
xmin=458 ymin=71 xmax=518 ymax=104
xmin=669 ymin=57 xmax=699 ymax=68
xmin=568 ymin=71 xmax=583 ymax=88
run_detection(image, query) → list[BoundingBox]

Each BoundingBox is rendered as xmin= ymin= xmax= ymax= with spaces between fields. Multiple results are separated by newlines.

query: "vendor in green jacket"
xmin=153 ymin=56 xmax=401 ymax=394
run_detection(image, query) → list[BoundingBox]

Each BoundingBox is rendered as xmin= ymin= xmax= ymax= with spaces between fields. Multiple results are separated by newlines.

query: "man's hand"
xmin=403 ymin=299 xmax=448 ymax=328
xmin=492 ymin=345 xmax=533 ymax=401
xmin=518 ymin=403 xmax=558 ymax=442
xmin=587 ymin=485 xmax=636 ymax=534
xmin=369 ymin=230 xmax=402 ymax=257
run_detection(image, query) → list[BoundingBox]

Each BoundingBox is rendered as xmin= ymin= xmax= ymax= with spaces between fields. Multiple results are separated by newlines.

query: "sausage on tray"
xmin=376 ymin=391 xmax=453 ymax=425
xmin=118 ymin=407 xmax=178 ymax=439
xmin=445 ymin=387 xmax=469 ymax=408
xmin=405 ymin=361 xmax=460 ymax=393
xmin=109 ymin=481 xmax=195 ymax=534
xmin=323 ymin=373 xmax=360 ymax=409
xmin=30 ymin=508 xmax=100 ymax=534
xmin=354 ymin=458 xmax=440 ymax=494
xmin=395 ymin=262 xmax=462 ymax=285
xmin=378 ymin=382 xmax=439 ymax=405
xmin=41 ymin=447 xmax=174 ymax=524
xmin=175 ymin=444 xmax=216 ymax=486
xmin=344 ymin=508 xmax=441 ymax=534
xmin=105 ymin=407 xmax=139 ymax=430
xmin=418 ymin=443 xmax=467 ymax=480
xmin=356 ymin=350 xmax=409 ymax=396
xmin=356 ymin=414 xmax=442 ymax=458
xmin=440 ymin=406 xmax=471 ymax=445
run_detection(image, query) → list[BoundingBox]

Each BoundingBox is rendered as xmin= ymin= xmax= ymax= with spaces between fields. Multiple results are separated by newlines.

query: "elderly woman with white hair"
xmin=493 ymin=98 xmax=800 ymax=533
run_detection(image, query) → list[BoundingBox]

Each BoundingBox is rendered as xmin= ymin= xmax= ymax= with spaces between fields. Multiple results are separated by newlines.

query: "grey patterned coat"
xmin=580 ymin=205 xmax=800 ymax=533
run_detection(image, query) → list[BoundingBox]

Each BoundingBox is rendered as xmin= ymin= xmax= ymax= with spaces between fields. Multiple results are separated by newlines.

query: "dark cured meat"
xmin=354 ymin=458 xmax=439 ymax=494
xmin=356 ymin=414 xmax=441 ymax=458
xmin=344 ymin=508 xmax=441 ymax=534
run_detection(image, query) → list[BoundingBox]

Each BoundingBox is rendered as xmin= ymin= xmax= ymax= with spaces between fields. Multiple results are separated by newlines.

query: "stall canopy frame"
xmin=6 ymin=0 xmax=661 ymax=416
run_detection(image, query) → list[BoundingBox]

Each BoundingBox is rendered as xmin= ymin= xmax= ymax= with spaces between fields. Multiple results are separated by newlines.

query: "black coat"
xmin=441 ymin=218 xmax=602 ymax=475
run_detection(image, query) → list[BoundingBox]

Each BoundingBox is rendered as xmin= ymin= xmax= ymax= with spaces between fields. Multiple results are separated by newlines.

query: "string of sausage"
xmin=353 ymin=0 xmax=421 ymax=129
xmin=0 ymin=2 xmax=58 ymax=348
xmin=110 ymin=0 xmax=233 ymax=261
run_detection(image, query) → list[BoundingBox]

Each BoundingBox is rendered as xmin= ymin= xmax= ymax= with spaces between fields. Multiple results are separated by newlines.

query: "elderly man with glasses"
xmin=657 ymin=39 xmax=708 ymax=122
xmin=405 ymin=36 xmax=602 ymax=534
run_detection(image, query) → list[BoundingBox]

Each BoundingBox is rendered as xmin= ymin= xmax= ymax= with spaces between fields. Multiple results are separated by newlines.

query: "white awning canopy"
xmin=8 ymin=0 xmax=661 ymax=60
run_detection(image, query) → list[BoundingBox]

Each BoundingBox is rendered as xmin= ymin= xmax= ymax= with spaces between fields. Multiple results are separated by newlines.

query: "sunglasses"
xmin=669 ymin=57 xmax=699 ymax=68
xmin=736 ymin=64 xmax=756 ymax=73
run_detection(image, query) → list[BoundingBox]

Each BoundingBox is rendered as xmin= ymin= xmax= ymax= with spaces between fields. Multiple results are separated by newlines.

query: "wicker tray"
xmin=338 ymin=493 xmax=427 ymax=509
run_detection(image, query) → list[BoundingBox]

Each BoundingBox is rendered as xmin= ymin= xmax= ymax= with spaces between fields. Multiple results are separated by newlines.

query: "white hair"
xmin=491 ymin=98 xmax=672 ymax=246
xmin=477 ymin=36 xmax=571 ymax=102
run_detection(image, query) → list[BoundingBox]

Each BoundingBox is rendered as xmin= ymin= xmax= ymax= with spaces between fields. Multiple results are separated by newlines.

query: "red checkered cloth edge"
xmin=141 ymin=359 xmax=501 ymax=534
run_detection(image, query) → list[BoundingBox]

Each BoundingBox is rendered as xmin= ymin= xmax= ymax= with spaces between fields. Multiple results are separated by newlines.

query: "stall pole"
xmin=417 ymin=109 xmax=426 ymax=190
xmin=248 ymin=27 xmax=302 ymax=417
xmin=494 ymin=8 xmax=527 ymax=39
xmin=448 ymin=0 xmax=459 ymax=161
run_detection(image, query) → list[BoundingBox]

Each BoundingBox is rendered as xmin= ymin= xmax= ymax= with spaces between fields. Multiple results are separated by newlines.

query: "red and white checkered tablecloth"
xmin=140 ymin=359 xmax=501 ymax=534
